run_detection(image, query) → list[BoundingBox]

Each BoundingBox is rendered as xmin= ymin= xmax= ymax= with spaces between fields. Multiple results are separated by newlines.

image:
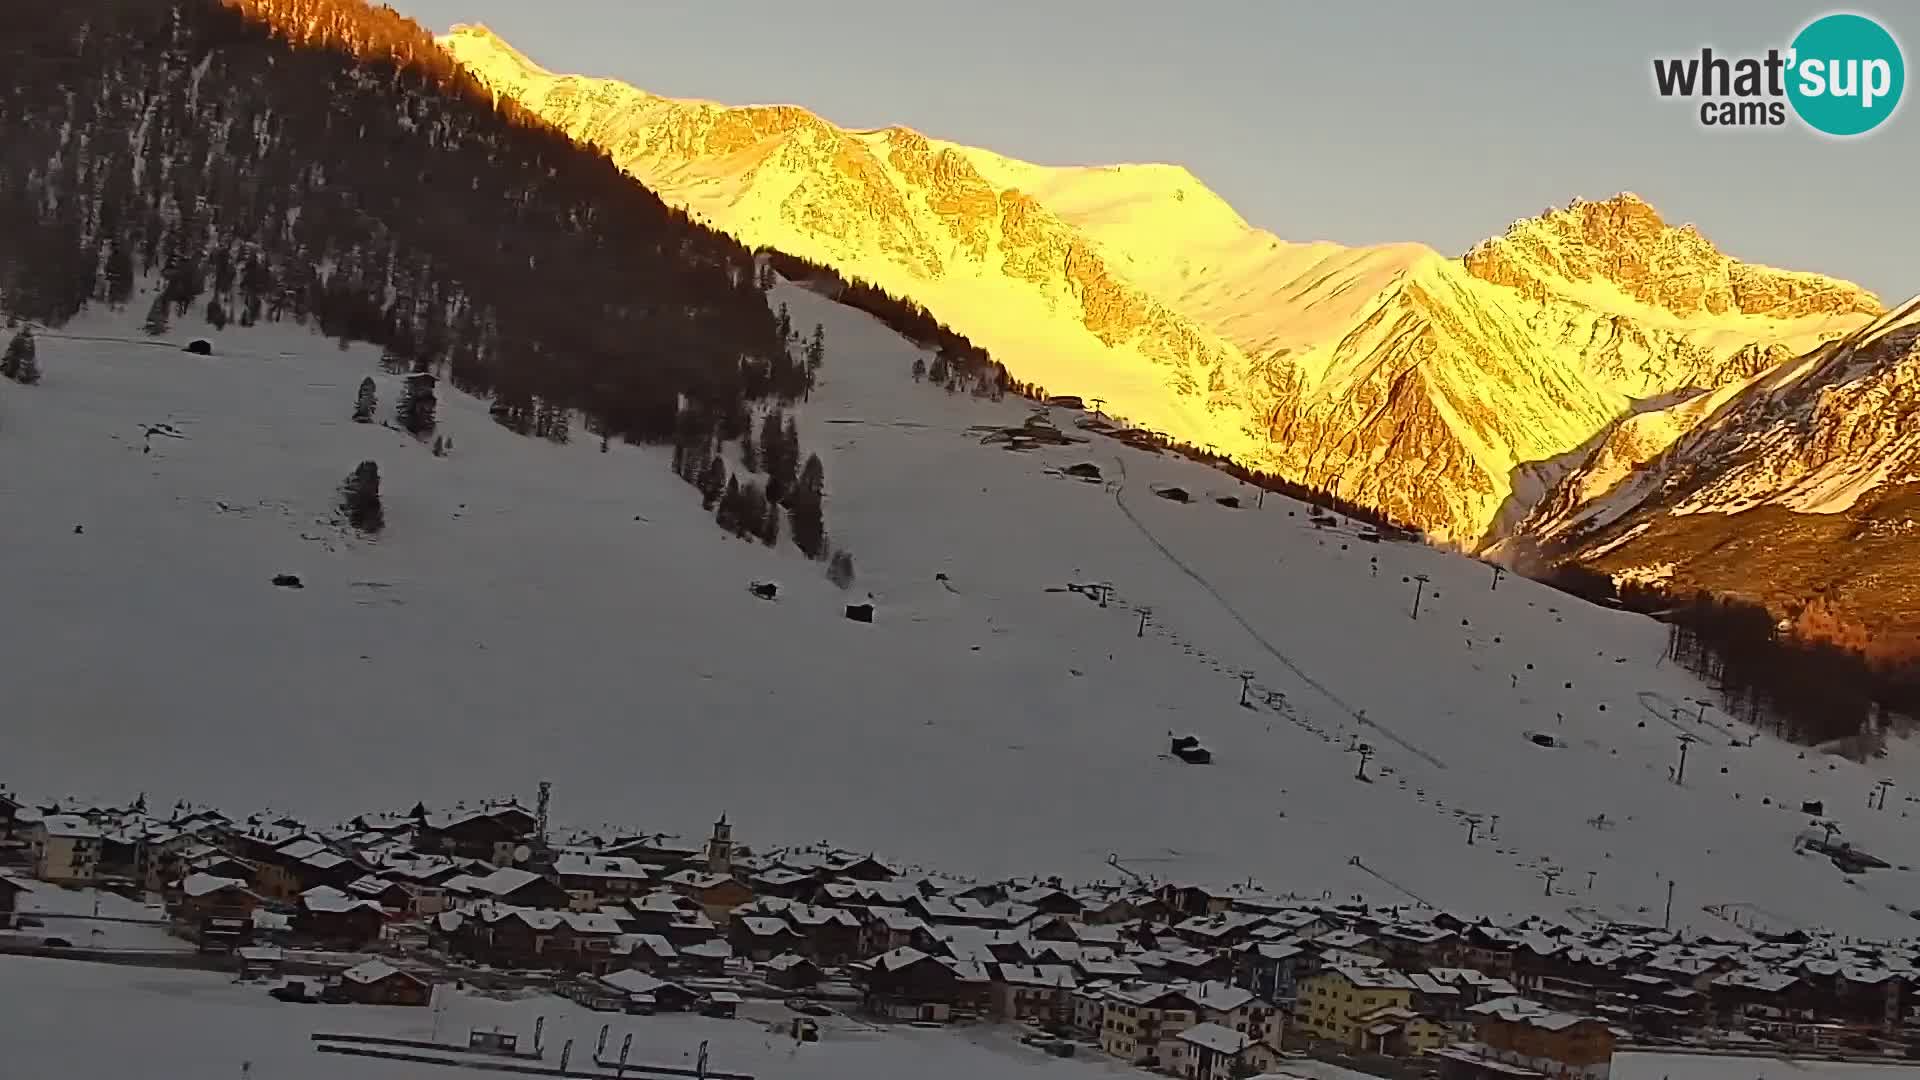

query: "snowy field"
xmin=0 ymin=955 xmax=1123 ymax=1080
xmin=0 ymin=880 xmax=189 ymax=952
xmin=1613 ymin=1052 xmax=1920 ymax=1080
xmin=4 ymin=281 xmax=1920 ymax=937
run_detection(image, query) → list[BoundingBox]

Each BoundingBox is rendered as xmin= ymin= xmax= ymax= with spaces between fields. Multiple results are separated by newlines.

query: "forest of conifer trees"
xmin=0 ymin=0 xmax=866 ymax=561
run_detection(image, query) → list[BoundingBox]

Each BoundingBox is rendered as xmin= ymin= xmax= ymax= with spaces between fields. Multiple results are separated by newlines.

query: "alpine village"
xmin=3 ymin=785 xmax=1917 ymax=1080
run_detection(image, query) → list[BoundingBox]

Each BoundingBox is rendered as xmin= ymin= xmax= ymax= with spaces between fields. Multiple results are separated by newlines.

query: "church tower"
xmin=706 ymin=813 xmax=734 ymax=875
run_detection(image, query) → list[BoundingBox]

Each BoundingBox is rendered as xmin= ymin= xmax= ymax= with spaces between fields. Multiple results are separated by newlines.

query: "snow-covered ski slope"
xmin=4 ymin=282 xmax=1918 ymax=939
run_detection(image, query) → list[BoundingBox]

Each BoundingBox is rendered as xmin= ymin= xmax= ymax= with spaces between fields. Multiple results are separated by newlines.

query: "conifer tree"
xmin=763 ymin=411 xmax=800 ymax=505
xmin=789 ymin=452 xmax=827 ymax=559
xmin=826 ymin=549 xmax=855 ymax=590
xmin=339 ymin=460 xmax=384 ymax=534
xmin=699 ymin=455 xmax=727 ymax=510
xmin=757 ymin=496 xmax=781 ymax=547
xmin=741 ymin=422 xmax=759 ymax=473
xmin=911 ymin=356 xmax=926 ymax=382
xmin=431 ymin=435 xmax=446 ymax=457
xmin=736 ymin=482 xmax=769 ymax=540
xmin=716 ymin=473 xmax=742 ymax=533
xmin=395 ymin=365 xmax=437 ymax=437
xmin=141 ymin=291 xmax=171 ymax=336
xmin=352 ymin=377 xmax=377 ymax=423
xmin=806 ymin=323 xmax=825 ymax=373
xmin=776 ymin=302 xmax=792 ymax=342
xmin=1 ymin=327 xmax=36 ymax=384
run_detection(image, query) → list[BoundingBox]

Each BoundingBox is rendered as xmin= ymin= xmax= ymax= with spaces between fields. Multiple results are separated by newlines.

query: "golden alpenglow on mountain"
xmin=439 ymin=24 xmax=1881 ymax=548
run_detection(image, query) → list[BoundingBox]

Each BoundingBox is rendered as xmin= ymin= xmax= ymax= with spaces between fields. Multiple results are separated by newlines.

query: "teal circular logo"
xmin=1787 ymin=13 xmax=1904 ymax=136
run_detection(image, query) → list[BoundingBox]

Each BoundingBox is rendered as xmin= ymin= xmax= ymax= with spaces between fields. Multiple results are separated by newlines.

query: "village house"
xmin=1454 ymin=996 xmax=1616 ymax=1080
xmin=730 ymin=915 xmax=804 ymax=962
xmin=990 ymin=963 xmax=1078 ymax=1025
xmin=414 ymin=803 xmax=539 ymax=864
xmin=766 ymin=952 xmax=822 ymax=990
xmin=1158 ymin=883 xmax=1235 ymax=919
xmin=1009 ymin=884 xmax=1084 ymax=918
xmin=678 ymin=938 xmax=734 ymax=976
xmin=346 ymin=875 xmax=418 ymax=912
xmin=30 ymin=815 xmax=102 ymax=884
xmin=1378 ymin=923 xmax=1463 ymax=969
xmin=661 ymin=869 xmax=753 ymax=926
xmin=339 ymin=960 xmax=432 ymax=1006
xmin=445 ymin=866 xmax=572 ymax=910
xmin=1295 ymin=965 xmax=1420 ymax=1048
xmin=854 ymin=946 xmax=991 ymax=1022
xmin=1174 ymin=1021 xmax=1282 ymax=1080
xmin=292 ymin=885 xmax=388 ymax=949
xmin=0 ymin=872 xmax=28 ymax=928
xmin=819 ymin=879 xmax=924 ymax=908
xmin=1100 ymin=982 xmax=1201 ymax=1068
xmin=552 ymin=852 xmax=653 ymax=907
xmin=595 ymin=969 xmax=701 ymax=1013
xmin=170 ymin=872 xmax=265 ymax=952
xmin=859 ymin=905 xmax=930 ymax=956
xmin=749 ymin=867 xmax=818 ymax=900
xmin=779 ymin=902 xmax=864 ymax=963
xmin=1175 ymin=910 xmax=1272 ymax=950
xmin=1234 ymin=940 xmax=1307 ymax=1006
xmin=613 ymin=932 xmax=678 ymax=973
xmin=445 ymin=906 xmax=624 ymax=974
xmin=1077 ymin=891 xmax=1167 ymax=926
xmin=1185 ymin=979 xmax=1285 ymax=1046
xmin=1072 ymin=982 xmax=1111 ymax=1036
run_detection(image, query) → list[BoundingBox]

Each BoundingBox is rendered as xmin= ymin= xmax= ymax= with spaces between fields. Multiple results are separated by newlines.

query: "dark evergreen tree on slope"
xmin=826 ymin=549 xmax=855 ymax=590
xmin=1 ymin=327 xmax=37 ymax=384
xmin=339 ymin=460 xmax=384 ymax=533
xmin=789 ymin=452 xmax=827 ymax=559
xmin=352 ymin=377 xmax=377 ymax=423
xmin=396 ymin=366 xmax=436 ymax=437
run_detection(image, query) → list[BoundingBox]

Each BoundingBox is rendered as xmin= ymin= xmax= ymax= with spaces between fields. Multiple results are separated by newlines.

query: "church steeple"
xmin=706 ymin=813 xmax=734 ymax=875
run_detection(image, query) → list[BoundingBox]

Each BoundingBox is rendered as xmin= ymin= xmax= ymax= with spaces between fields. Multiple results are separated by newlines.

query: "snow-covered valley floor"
xmin=4 ymin=282 xmax=1918 ymax=938
xmin=0 ymin=955 xmax=1125 ymax=1080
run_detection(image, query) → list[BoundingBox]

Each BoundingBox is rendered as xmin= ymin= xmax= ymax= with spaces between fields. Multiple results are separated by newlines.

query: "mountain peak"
xmin=442 ymin=23 xmax=556 ymax=85
xmin=1464 ymin=193 xmax=1881 ymax=321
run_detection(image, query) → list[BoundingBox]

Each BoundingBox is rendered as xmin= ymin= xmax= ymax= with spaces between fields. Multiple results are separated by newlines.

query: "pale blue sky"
xmin=394 ymin=0 xmax=1915 ymax=301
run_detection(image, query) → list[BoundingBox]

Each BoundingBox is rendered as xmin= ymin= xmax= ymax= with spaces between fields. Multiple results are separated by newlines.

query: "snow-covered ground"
xmin=0 ymin=881 xmax=188 ymax=952
xmin=0 ymin=955 xmax=1121 ymax=1079
xmin=1613 ymin=1051 xmax=1920 ymax=1080
xmin=5 ymin=281 xmax=1920 ymax=938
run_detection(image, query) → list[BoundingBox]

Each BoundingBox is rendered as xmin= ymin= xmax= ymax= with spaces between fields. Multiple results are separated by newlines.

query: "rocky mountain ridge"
xmin=438 ymin=25 xmax=1886 ymax=551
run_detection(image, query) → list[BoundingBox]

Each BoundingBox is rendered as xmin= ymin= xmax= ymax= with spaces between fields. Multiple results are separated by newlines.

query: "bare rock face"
xmin=1464 ymin=194 xmax=1882 ymax=320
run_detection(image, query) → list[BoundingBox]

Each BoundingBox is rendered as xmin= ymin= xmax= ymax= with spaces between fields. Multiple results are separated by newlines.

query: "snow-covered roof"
xmin=737 ymin=916 xmax=795 ymax=938
xmin=1180 ymin=979 xmax=1259 ymax=1013
xmin=554 ymin=852 xmax=651 ymax=881
xmin=342 ymin=959 xmax=422 ymax=985
xmin=181 ymin=872 xmax=247 ymax=898
xmin=1177 ymin=1021 xmax=1254 ymax=1055
xmin=299 ymin=886 xmax=385 ymax=914
xmin=997 ymin=963 xmax=1077 ymax=989
xmin=39 ymin=814 xmax=103 ymax=839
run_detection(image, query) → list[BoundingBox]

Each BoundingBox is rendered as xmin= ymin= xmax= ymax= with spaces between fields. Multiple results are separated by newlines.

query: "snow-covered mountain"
xmin=1517 ymin=298 xmax=1920 ymax=645
xmin=10 ymin=280 xmax=1920 ymax=940
xmin=437 ymin=25 xmax=1881 ymax=547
